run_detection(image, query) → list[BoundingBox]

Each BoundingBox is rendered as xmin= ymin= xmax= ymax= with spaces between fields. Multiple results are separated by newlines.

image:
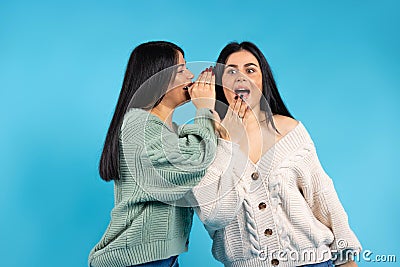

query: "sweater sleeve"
xmin=120 ymin=108 xmax=217 ymax=203
xmin=185 ymin=138 xmax=250 ymax=231
xmin=297 ymin=143 xmax=362 ymax=265
xmin=146 ymin=108 xmax=217 ymax=168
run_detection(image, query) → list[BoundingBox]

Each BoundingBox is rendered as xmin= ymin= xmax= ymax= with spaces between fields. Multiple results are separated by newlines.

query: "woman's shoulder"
xmin=122 ymin=108 xmax=162 ymax=129
xmin=272 ymin=114 xmax=299 ymax=136
xmin=120 ymin=109 xmax=165 ymax=142
xmin=123 ymin=108 xmax=149 ymax=121
xmin=272 ymin=115 xmax=315 ymax=157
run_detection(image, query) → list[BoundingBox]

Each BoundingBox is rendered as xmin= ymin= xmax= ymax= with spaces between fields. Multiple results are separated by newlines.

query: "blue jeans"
xmin=299 ymin=260 xmax=333 ymax=267
xmin=128 ymin=256 xmax=179 ymax=267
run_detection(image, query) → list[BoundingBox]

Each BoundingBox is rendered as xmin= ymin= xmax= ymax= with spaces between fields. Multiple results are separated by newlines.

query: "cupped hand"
xmin=217 ymin=95 xmax=249 ymax=143
xmin=188 ymin=67 xmax=216 ymax=110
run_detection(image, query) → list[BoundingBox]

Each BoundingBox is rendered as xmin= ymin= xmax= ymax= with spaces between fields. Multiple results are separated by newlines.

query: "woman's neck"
xmin=150 ymin=103 xmax=174 ymax=128
xmin=245 ymin=105 xmax=267 ymax=128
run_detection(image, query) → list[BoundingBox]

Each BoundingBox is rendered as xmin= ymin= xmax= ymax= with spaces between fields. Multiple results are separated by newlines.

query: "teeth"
xmin=235 ymin=88 xmax=250 ymax=94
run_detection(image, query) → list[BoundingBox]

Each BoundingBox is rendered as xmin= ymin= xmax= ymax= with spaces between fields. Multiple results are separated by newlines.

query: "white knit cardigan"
xmin=186 ymin=122 xmax=361 ymax=267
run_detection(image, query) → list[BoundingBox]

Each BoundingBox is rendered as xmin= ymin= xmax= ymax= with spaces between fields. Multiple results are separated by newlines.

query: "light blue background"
xmin=1 ymin=0 xmax=399 ymax=266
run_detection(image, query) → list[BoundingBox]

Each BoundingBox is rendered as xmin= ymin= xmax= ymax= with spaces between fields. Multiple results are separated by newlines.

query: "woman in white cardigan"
xmin=186 ymin=42 xmax=361 ymax=267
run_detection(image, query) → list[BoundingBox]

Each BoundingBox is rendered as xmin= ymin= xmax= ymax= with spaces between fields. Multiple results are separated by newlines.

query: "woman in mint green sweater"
xmin=88 ymin=41 xmax=217 ymax=267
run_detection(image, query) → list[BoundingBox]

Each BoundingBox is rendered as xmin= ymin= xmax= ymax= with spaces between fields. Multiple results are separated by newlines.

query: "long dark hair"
xmin=99 ymin=41 xmax=184 ymax=181
xmin=214 ymin=41 xmax=293 ymax=132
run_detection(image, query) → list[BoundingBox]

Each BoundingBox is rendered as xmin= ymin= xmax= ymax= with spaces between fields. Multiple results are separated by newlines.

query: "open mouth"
xmin=234 ymin=88 xmax=250 ymax=99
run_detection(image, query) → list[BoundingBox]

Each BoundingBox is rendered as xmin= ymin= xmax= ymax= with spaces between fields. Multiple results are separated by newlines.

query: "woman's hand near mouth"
xmin=234 ymin=88 xmax=250 ymax=100
xmin=188 ymin=67 xmax=215 ymax=110
xmin=216 ymin=95 xmax=249 ymax=142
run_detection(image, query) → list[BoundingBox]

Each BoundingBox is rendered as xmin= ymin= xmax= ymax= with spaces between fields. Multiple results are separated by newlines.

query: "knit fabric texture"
xmin=88 ymin=108 xmax=217 ymax=267
xmin=189 ymin=122 xmax=362 ymax=267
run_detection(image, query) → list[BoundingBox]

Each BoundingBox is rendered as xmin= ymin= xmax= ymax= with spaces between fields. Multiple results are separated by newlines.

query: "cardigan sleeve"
xmin=119 ymin=108 xmax=217 ymax=203
xmin=296 ymin=143 xmax=362 ymax=265
xmin=185 ymin=138 xmax=250 ymax=231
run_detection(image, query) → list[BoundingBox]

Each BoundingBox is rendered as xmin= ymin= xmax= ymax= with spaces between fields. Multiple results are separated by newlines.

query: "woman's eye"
xmin=247 ymin=68 xmax=255 ymax=73
xmin=227 ymin=69 xmax=237 ymax=74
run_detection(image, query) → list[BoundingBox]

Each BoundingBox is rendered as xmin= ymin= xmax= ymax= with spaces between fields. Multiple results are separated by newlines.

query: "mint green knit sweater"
xmin=88 ymin=108 xmax=217 ymax=267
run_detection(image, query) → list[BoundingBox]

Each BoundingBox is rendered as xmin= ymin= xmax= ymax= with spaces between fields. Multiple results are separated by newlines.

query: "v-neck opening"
xmin=245 ymin=121 xmax=302 ymax=167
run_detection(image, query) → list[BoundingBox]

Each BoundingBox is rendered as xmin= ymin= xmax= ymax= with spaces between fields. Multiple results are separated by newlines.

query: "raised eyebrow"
xmin=225 ymin=64 xmax=238 ymax=69
xmin=225 ymin=63 xmax=258 ymax=68
xmin=244 ymin=63 xmax=259 ymax=68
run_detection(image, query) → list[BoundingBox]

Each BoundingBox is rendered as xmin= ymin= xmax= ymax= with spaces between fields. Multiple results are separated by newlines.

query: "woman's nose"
xmin=187 ymin=69 xmax=194 ymax=79
xmin=236 ymin=75 xmax=247 ymax=82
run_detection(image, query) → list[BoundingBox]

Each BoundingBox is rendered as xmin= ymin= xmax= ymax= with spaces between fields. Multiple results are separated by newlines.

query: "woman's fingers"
xmin=227 ymin=96 xmax=238 ymax=119
xmin=204 ymin=68 xmax=211 ymax=83
xmin=237 ymin=97 xmax=248 ymax=119
xmin=203 ymin=67 xmax=211 ymax=86
xmin=210 ymin=68 xmax=215 ymax=85
xmin=198 ymin=68 xmax=207 ymax=84
xmin=232 ymin=96 xmax=243 ymax=118
xmin=188 ymin=69 xmax=204 ymax=96
xmin=189 ymin=67 xmax=216 ymax=110
xmin=190 ymin=68 xmax=209 ymax=95
xmin=225 ymin=95 xmax=249 ymax=124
